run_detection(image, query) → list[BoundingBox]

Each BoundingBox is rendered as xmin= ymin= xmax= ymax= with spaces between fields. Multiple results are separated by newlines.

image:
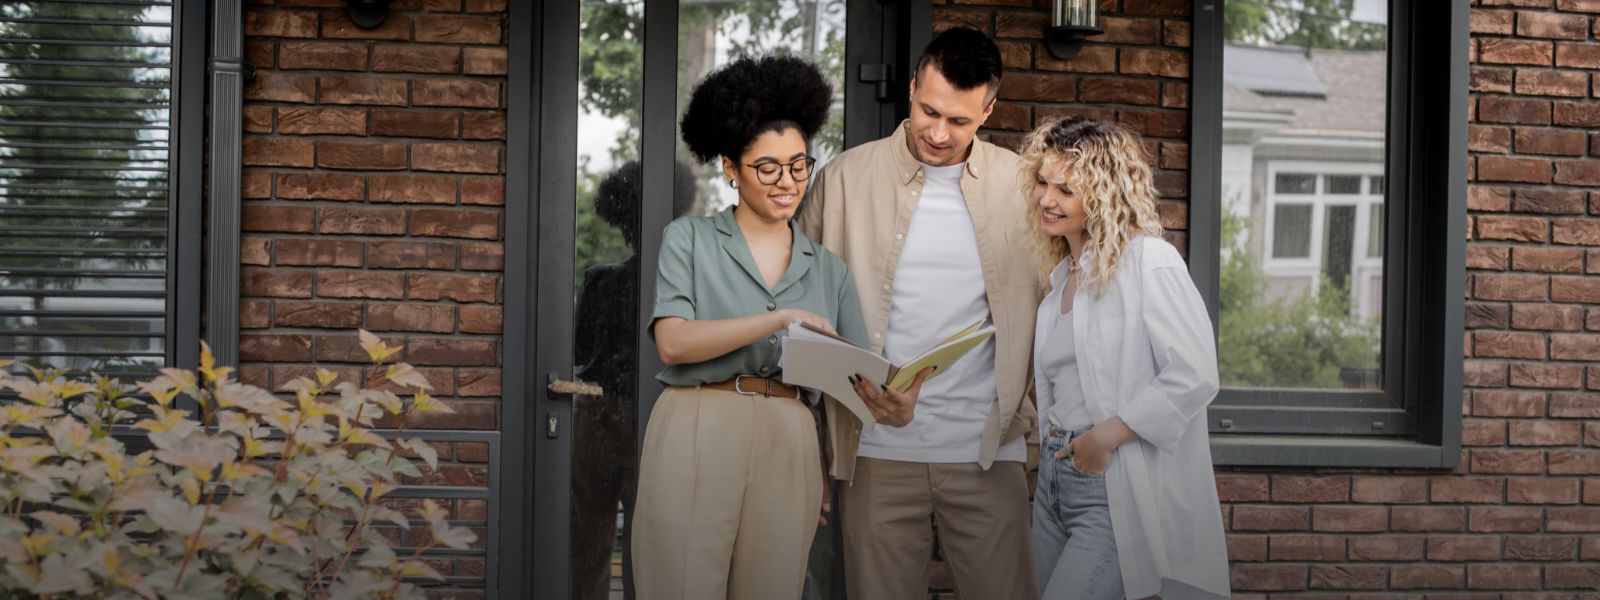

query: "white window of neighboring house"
xmin=1262 ymin=164 xmax=1386 ymax=323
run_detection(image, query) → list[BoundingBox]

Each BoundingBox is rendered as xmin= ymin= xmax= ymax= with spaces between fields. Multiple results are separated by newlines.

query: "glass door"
xmin=515 ymin=1 xmax=922 ymax=599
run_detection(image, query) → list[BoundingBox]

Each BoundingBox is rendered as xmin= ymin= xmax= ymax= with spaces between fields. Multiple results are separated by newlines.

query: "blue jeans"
xmin=1033 ymin=427 xmax=1125 ymax=600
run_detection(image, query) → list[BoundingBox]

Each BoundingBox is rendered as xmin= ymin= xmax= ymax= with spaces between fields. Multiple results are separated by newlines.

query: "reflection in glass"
xmin=675 ymin=0 xmax=845 ymax=218
xmin=0 ymin=1 xmax=174 ymax=378
xmin=1218 ymin=0 xmax=1387 ymax=390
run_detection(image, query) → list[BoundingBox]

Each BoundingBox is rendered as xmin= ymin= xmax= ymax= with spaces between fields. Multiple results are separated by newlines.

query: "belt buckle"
xmin=733 ymin=375 xmax=767 ymax=397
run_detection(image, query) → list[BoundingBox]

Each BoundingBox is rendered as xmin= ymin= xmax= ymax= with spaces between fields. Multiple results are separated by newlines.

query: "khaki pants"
xmin=632 ymin=386 xmax=824 ymax=600
xmin=841 ymin=457 xmax=1038 ymax=600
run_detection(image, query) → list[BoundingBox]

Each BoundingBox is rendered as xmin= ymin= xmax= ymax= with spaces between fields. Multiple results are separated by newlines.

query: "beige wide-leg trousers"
xmin=632 ymin=386 xmax=824 ymax=600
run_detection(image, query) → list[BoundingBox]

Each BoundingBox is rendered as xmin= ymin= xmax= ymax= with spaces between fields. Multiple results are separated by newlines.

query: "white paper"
xmin=779 ymin=322 xmax=888 ymax=426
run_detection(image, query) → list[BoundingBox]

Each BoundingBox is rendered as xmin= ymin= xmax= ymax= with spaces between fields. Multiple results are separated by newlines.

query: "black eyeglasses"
xmin=743 ymin=157 xmax=817 ymax=186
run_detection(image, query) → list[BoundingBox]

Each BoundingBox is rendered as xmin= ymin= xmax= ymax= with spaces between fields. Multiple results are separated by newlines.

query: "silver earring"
xmin=727 ymin=179 xmax=738 ymax=189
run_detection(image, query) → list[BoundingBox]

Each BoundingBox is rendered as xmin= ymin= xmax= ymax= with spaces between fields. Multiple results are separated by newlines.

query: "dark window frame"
xmin=1189 ymin=0 xmax=1466 ymax=468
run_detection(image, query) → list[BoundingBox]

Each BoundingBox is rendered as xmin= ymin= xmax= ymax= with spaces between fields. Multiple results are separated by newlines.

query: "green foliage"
xmin=1224 ymin=0 xmax=1387 ymax=50
xmin=1217 ymin=211 xmax=1380 ymax=389
xmin=0 ymin=333 xmax=477 ymax=599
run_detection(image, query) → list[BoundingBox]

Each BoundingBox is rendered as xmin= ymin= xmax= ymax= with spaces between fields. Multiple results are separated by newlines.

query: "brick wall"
xmin=939 ymin=0 xmax=1600 ymax=597
xmin=238 ymin=0 xmax=506 ymax=594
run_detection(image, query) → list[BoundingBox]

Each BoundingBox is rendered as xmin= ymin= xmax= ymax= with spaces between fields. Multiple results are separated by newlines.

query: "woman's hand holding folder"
xmin=847 ymin=367 xmax=933 ymax=427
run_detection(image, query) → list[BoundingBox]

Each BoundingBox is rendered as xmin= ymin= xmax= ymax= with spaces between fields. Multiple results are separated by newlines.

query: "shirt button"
xmin=873 ymin=332 xmax=882 ymax=340
xmin=882 ymin=283 xmax=890 ymax=291
xmin=760 ymin=365 xmax=771 ymax=374
xmin=895 ymin=233 xmax=904 ymax=241
xmin=766 ymin=301 xmax=777 ymax=311
xmin=768 ymin=336 xmax=778 ymax=345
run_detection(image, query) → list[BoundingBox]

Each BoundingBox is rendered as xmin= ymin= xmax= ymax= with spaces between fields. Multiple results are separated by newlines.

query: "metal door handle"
xmin=547 ymin=372 xmax=603 ymax=398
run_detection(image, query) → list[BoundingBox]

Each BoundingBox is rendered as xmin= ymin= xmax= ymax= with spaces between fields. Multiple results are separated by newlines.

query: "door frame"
xmin=500 ymin=1 xmax=927 ymax=597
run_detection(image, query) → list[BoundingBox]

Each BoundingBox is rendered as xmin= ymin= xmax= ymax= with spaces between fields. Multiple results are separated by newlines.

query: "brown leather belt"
xmin=702 ymin=375 xmax=801 ymax=399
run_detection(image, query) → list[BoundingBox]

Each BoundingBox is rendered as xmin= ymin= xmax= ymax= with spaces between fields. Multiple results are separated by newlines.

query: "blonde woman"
xmin=1021 ymin=117 xmax=1230 ymax=600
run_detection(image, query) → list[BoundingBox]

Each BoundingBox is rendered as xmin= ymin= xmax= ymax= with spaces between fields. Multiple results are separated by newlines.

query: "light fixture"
xmin=345 ymin=0 xmax=393 ymax=29
xmin=1045 ymin=0 xmax=1104 ymax=60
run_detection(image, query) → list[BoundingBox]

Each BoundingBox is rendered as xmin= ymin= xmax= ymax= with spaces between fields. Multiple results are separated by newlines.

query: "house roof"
xmin=1224 ymin=44 xmax=1387 ymax=134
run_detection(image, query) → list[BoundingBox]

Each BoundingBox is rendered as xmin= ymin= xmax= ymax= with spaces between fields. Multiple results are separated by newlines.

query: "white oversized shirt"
xmin=1032 ymin=236 xmax=1231 ymax=600
xmin=859 ymin=161 xmax=1026 ymax=464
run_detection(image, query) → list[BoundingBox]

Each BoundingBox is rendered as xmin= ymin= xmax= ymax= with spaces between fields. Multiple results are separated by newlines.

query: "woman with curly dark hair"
xmin=632 ymin=55 xmax=868 ymax=599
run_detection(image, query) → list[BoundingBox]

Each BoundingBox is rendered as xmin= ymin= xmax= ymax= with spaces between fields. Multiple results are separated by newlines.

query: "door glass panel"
xmin=572 ymin=1 xmax=644 ymax=598
xmin=675 ymin=0 xmax=846 ymax=219
xmin=1218 ymin=1 xmax=1388 ymax=391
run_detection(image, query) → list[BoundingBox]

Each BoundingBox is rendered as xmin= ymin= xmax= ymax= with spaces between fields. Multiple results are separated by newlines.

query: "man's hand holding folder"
xmin=780 ymin=318 xmax=996 ymax=427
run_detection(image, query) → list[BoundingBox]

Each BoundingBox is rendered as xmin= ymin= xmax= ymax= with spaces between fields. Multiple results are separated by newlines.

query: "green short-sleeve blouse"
xmin=651 ymin=206 xmax=869 ymax=387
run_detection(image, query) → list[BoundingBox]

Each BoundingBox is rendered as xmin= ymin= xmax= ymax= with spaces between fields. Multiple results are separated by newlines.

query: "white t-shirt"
xmin=1040 ymin=307 xmax=1092 ymax=431
xmin=857 ymin=162 xmax=1027 ymax=464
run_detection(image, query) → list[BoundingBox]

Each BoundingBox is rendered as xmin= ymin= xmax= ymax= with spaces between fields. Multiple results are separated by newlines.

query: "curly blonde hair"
xmin=1018 ymin=117 xmax=1163 ymax=297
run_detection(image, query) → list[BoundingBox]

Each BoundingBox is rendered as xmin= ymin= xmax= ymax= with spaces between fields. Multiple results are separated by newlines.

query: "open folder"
xmin=779 ymin=318 xmax=996 ymax=426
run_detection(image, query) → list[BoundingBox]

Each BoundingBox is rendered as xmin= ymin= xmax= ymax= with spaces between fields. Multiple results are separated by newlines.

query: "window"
xmin=1191 ymin=0 xmax=1467 ymax=467
xmin=0 ymin=0 xmax=199 ymax=379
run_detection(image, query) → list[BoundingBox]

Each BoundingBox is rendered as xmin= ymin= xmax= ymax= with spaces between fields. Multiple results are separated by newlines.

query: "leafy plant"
xmin=0 ymin=331 xmax=477 ymax=599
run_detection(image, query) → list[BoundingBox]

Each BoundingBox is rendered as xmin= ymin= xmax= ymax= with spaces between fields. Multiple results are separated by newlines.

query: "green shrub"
xmin=0 ymin=331 xmax=476 ymax=599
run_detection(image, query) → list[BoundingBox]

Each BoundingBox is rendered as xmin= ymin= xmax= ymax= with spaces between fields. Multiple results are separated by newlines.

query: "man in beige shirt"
xmin=797 ymin=27 xmax=1042 ymax=600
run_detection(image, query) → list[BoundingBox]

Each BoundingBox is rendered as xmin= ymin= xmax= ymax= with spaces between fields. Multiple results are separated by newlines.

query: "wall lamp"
xmin=1045 ymin=0 xmax=1104 ymax=60
xmin=345 ymin=0 xmax=393 ymax=29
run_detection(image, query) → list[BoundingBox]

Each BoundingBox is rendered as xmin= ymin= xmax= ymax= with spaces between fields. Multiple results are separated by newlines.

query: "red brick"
xmin=459 ymin=242 xmax=503 ymax=270
xmin=320 ymin=13 xmax=412 ymax=41
xmin=244 ymin=40 xmax=276 ymax=69
xmin=985 ymin=102 xmax=1029 ymax=131
xmin=275 ymin=238 xmax=364 ymax=267
xmin=1347 ymin=536 xmax=1425 ymax=561
xmin=1551 ymin=393 xmax=1600 ymax=417
xmin=1549 ymin=450 xmax=1600 ymax=475
xmin=1514 ymin=247 xmax=1582 ymax=273
xmin=1118 ymin=109 xmax=1186 ymax=138
xmin=1513 ymin=303 xmax=1584 ymax=330
xmin=278 ymin=107 xmax=366 ymax=136
xmin=1472 ymin=8 xmax=1515 ymax=34
xmin=1507 ymin=476 xmax=1580 ymax=504
xmin=1428 ymin=535 xmax=1503 ymax=561
xmin=242 ymin=269 xmax=314 ymax=299
xmin=1549 ymin=506 xmax=1600 ymax=531
xmin=1225 ymin=535 xmax=1266 ymax=562
xmin=1467 ymin=245 xmax=1508 ymax=270
xmin=245 ymin=9 xmax=318 ymax=38
xmin=275 ymin=172 xmax=365 ymax=201
xmin=1163 ymin=20 xmax=1190 ymax=48
xmin=1351 ymin=477 xmax=1426 ymax=504
xmin=457 ymin=368 xmax=501 ymax=397
xmin=274 ymin=300 xmax=363 ymax=329
xmin=1554 ymin=159 xmax=1600 ymax=186
xmin=1431 ymin=476 xmax=1506 ymax=503
xmin=463 ymin=47 xmax=508 ymax=75
xmin=1511 ymin=362 xmax=1584 ymax=388
xmin=367 ymin=303 xmax=456 ymax=333
xmin=316 ymin=271 xmax=405 ymax=300
xmin=370 ymin=174 xmax=457 ymax=204
xmin=1311 ymin=506 xmax=1387 ymax=533
xmin=1476 ymin=156 xmax=1551 ymax=183
xmin=243 ymin=204 xmax=316 ymax=233
xmin=1514 ymin=129 xmax=1586 ymax=160
xmin=1217 ymin=474 xmax=1268 ymax=502
xmin=1555 ymin=42 xmax=1600 ymax=69
xmin=412 ymin=143 xmax=500 ymax=174
xmin=1078 ymin=77 xmax=1160 ymax=105
xmin=243 ymin=171 xmax=273 ymax=199
xmin=1391 ymin=506 xmax=1466 ymax=532
xmin=1517 ymin=10 xmax=1589 ymax=39
xmin=1471 ymin=65 xmax=1515 ymax=93
xmin=1472 ymin=331 xmax=1545 ymax=359
xmin=1307 ymin=565 xmax=1386 ymax=591
xmin=1467 ymin=564 xmax=1541 ymax=589
xmin=446 ymin=179 xmax=498 ymax=207
xmin=409 ymin=401 xmax=497 ymax=430
xmin=1268 ymin=535 xmax=1345 ymax=561
xmin=1468 ymin=125 xmax=1510 ymax=153
xmin=241 ymin=237 xmax=271 ymax=266
xmin=1468 ymin=303 xmax=1511 ymax=330
xmin=320 ymin=206 xmax=406 ymax=235
xmin=1464 ymin=360 xmax=1508 ymax=387
xmin=243 ymin=105 xmax=273 ymax=134
xmin=1553 ymin=277 xmax=1600 ymax=303
xmin=1390 ymin=564 xmax=1464 ymax=589
xmin=1554 ymin=100 xmax=1600 ymax=127
xmin=245 ymin=72 xmax=316 ymax=103
xmin=409 ymin=208 xmax=499 ymax=239
xmin=414 ymin=79 xmax=499 ymax=108
xmin=1551 ymin=333 xmax=1600 ymax=360
xmin=1470 ymin=448 xmax=1544 ymax=474
xmin=1468 ymin=506 xmax=1545 ymax=531
xmin=1504 ymin=535 xmax=1578 ymax=560
xmin=370 ymin=109 xmax=460 ymax=139
xmin=1514 ymin=188 xmax=1586 ymax=214
xmin=240 ymin=333 xmax=313 ymax=362
xmin=408 ymin=272 xmax=497 ymax=303
xmin=407 ymin=338 xmax=497 ymax=366
xmin=1478 ymin=39 xmax=1554 ymax=65
xmin=368 ymin=240 xmax=456 ymax=270
xmin=463 ymin=112 xmax=507 ymax=141
xmin=1469 ymin=186 xmax=1511 ymax=212
xmin=1546 ymin=564 xmax=1600 ymax=589
xmin=1231 ymin=506 xmax=1308 ymax=531
xmin=243 ymin=138 xmax=314 ymax=168
xmin=1123 ymin=0 xmax=1188 ymax=16
xmin=1231 ymin=564 xmax=1307 ymax=592
xmin=460 ymin=305 xmax=502 ymax=334
xmin=1118 ymin=48 xmax=1188 ymax=78
xmin=316 ymin=141 xmax=408 ymax=170
xmin=1475 ymin=274 xmax=1548 ymax=301
xmin=372 ymin=45 xmax=462 ymax=74
xmin=314 ymin=333 xmax=401 ymax=363
xmin=320 ymin=76 xmax=410 ymax=106
xmin=240 ymin=300 xmax=270 ymax=329
xmin=1272 ymin=477 xmax=1349 ymax=503
xmin=414 ymin=15 xmax=502 ymax=44
xmin=934 ymin=8 xmax=993 ymax=35
xmin=1561 ymin=0 xmax=1600 ymax=11
xmin=277 ymin=41 xmax=367 ymax=71
xmin=997 ymin=73 xmax=1075 ymax=102
xmin=1036 ymin=45 xmax=1115 ymax=74
xmin=1514 ymin=68 xmax=1586 ymax=98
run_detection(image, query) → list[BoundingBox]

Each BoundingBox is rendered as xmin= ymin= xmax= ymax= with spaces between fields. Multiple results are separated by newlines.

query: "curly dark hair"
xmin=915 ymin=27 xmax=1003 ymax=96
xmin=593 ymin=159 xmax=699 ymax=249
xmin=679 ymin=55 xmax=833 ymax=163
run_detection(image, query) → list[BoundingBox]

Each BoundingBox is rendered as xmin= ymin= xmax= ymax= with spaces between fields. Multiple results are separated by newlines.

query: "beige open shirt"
xmin=798 ymin=122 xmax=1044 ymax=482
